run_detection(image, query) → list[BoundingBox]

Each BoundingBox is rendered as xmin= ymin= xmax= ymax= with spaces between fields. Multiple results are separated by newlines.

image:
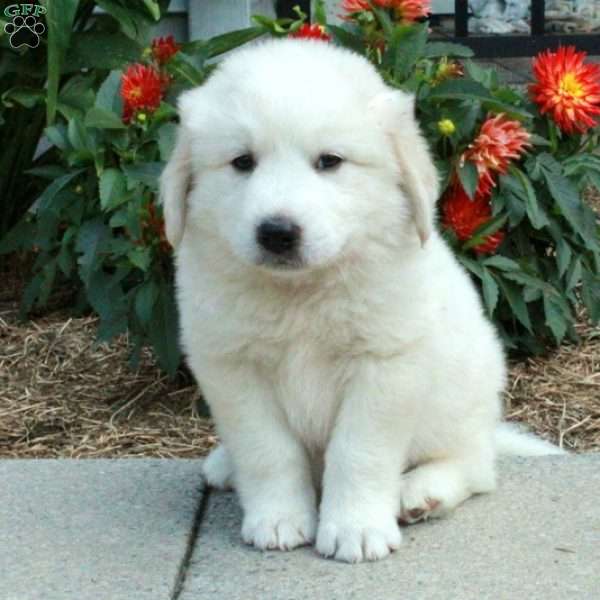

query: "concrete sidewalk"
xmin=1 ymin=456 xmax=599 ymax=599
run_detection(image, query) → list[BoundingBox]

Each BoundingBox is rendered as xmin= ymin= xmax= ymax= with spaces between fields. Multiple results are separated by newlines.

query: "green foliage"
xmin=1 ymin=2 xmax=272 ymax=375
xmin=2 ymin=2 xmax=599 ymax=374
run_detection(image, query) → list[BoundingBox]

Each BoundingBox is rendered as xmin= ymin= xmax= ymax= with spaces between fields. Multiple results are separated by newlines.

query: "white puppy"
xmin=161 ymin=39 xmax=562 ymax=563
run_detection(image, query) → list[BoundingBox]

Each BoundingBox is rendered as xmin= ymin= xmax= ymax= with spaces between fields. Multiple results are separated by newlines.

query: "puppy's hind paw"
xmin=201 ymin=445 xmax=234 ymax=490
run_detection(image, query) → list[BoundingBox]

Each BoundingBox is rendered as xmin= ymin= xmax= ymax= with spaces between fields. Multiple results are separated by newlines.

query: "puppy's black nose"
xmin=256 ymin=217 xmax=301 ymax=255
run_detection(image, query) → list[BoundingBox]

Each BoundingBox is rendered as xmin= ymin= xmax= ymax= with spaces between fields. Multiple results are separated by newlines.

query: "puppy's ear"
xmin=159 ymin=126 xmax=191 ymax=249
xmin=160 ymin=87 xmax=211 ymax=248
xmin=370 ymin=90 xmax=439 ymax=246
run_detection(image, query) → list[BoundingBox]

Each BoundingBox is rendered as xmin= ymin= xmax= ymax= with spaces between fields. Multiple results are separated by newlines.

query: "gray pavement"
xmin=181 ymin=456 xmax=600 ymax=600
xmin=1 ymin=456 xmax=599 ymax=600
xmin=0 ymin=460 xmax=204 ymax=600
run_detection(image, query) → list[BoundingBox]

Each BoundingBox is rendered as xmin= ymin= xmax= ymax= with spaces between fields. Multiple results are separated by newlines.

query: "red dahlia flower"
xmin=463 ymin=114 xmax=531 ymax=196
xmin=342 ymin=0 xmax=430 ymax=23
xmin=121 ymin=64 xmax=163 ymax=123
xmin=151 ymin=35 xmax=181 ymax=65
xmin=442 ymin=180 xmax=504 ymax=255
xmin=289 ymin=23 xmax=331 ymax=41
xmin=530 ymin=46 xmax=600 ymax=134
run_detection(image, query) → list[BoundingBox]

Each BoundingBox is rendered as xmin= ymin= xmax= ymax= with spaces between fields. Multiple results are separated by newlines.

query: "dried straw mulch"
xmin=1 ymin=300 xmax=598 ymax=458
xmin=0 ymin=306 xmax=216 ymax=458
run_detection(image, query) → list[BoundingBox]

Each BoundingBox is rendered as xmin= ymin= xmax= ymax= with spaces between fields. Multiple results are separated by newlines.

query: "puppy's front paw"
xmin=201 ymin=445 xmax=234 ymax=490
xmin=242 ymin=508 xmax=317 ymax=551
xmin=316 ymin=513 xmax=402 ymax=563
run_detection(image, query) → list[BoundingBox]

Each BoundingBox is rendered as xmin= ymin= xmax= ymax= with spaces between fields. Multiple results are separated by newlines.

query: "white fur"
xmin=160 ymin=40 xmax=562 ymax=563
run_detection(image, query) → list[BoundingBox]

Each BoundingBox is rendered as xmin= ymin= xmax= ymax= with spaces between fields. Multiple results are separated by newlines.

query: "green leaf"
xmin=85 ymin=107 xmax=127 ymax=130
xmin=457 ymin=255 xmax=484 ymax=278
xmin=503 ymin=191 xmax=526 ymax=227
xmin=543 ymin=292 xmax=567 ymax=343
xmin=313 ymin=0 xmax=328 ymax=25
xmin=387 ymin=23 xmax=428 ymax=81
xmin=566 ymin=256 xmax=583 ymax=293
xmin=99 ymin=169 xmax=127 ymax=211
xmin=496 ymin=277 xmax=532 ymax=332
xmin=0 ymin=220 xmax=36 ymax=254
xmin=122 ymin=162 xmax=164 ymax=190
xmin=148 ymin=282 xmax=181 ymax=376
xmin=127 ymin=246 xmax=151 ymax=271
xmin=537 ymin=153 xmax=597 ymax=246
xmin=96 ymin=0 xmax=150 ymax=41
xmin=57 ymin=75 xmax=96 ymax=118
xmin=57 ymin=228 xmax=77 ymax=277
xmin=95 ymin=70 xmax=124 ymax=114
xmin=2 ymin=87 xmax=45 ymax=109
xmin=37 ymin=259 xmax=58 ymax=308
xmin=428 ymin=79 xmax=491 ymax=101
xmin=462 ymin=214 xmax=508 ymax=251
xmin=457 ymin=160 xmax=479 ymax=200
xmin=42 ymin=0 xmax=79 ymax=125
xmin=142 ymin=0 xmax=161 ymax=21
xmin=158 ymin=123 xmax=177 ymax=161
xmin=423 ymin=42 xmax=474 ymax=58
xmin=26 ymin=165 xmax=69 ymax=180
xmin=481 ymin=267 xmax=499 ymax=317
xmin=202 ymin=26 xmax=266 ymax=58
xmin=65 ymin=32 xmax=142 ymax=72
xmin=166 ymin=52 xmax=205 ymax=87
xmin=503 ymin=270 xmax=554 ymax=294
xmin=483 ymin=255 xmax=521 ymax=271
xmin=68 ymin=118 xmax=96 ymax=157
xmin=464 ymin=60 xmax=498 ymax=88
xmin=504 ymin=168 xmax=549 ymax=230
xmin=135 ymin=280 xmax=159 ymax=326
xmin=327 ymin=25 xmax=365 ymax=54
xmin=45 ymin=124 xmax=70 ymax=151
xmin=32 ymin=170 xmax=84 ymax=214
xmin=529 ymin=134 xmax=551 ymax=147
xmin=556 ymin=239 xmax=572 ymax=279
xmin=75 ymin=219 xmax=110 ymax=287
xmin=87 ymin=269 xmax=129 ymax=342
xmin=581 ymin=267 xmax=600 ymax=323
xmin=20 ymin=272 xmax=44 ymax=317
xmin=428 ymin=80 xmax=531 ymax=119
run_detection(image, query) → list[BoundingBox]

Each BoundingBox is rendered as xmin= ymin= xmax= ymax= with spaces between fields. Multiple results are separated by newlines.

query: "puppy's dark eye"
xmin=232 ymin=154 xmax=256 ymax=172
xmin=316 ymin=154 xmax=343 ymax=171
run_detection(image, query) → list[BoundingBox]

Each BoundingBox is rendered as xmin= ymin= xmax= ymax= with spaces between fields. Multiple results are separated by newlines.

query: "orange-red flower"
xmin=151 ymin=35 xmax=181 ymax=65
xmin=342 ymin=0 xmax=430 ymax=23
xmin=463 ymin=114 xmax=531 ymax=196
xmin=442 ymin=180 xmax=504 ymax=254
xmin=289 ymin=23 xmax=331 ymax=41
xmin=530 ymin=46 xmax=600 ymax=134
xmin=121 ymin=64 xmax=163 ymax=123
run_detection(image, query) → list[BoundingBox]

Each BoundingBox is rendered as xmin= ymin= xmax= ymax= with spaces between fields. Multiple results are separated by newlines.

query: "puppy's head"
xmin=161 ymin=40 xmax=439 ymax=274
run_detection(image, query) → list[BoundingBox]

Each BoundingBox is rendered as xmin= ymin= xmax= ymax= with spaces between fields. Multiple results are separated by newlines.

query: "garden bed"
xmin=1 ymin=295 xmax=598 ymax=459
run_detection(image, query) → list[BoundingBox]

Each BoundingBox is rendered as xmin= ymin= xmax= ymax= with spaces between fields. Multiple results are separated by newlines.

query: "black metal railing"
xmin=451 ymin=0 xmax=600 ymax=57
xmin=276 ymin=0 xmax=600 ymax=58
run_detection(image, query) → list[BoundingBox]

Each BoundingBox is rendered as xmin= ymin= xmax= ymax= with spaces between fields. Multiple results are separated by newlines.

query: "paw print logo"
xmin=4 ymin=15 xmax=45 ymax=49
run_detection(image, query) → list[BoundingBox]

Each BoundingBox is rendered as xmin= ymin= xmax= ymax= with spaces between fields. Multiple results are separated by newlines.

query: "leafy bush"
xmin=0 ymin=0 xmax=176 ymax=237
xmin=2 ymin=0 xmax=599 ymax=374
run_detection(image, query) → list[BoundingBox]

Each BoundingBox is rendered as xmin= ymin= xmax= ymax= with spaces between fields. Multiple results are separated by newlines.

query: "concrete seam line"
xmin=171 ymin=486 xmax=212 ymax=600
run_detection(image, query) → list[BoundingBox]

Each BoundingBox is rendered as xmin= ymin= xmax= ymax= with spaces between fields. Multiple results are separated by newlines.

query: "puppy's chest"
xmin=269 ymin=344 xmax=345 ymax=452
xmin=244 ymin=299 xmax=356 ymax=451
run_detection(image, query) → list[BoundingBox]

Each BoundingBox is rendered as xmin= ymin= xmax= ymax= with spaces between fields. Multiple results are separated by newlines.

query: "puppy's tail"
xmin=495 ymin=422 xmax=565 ymax=456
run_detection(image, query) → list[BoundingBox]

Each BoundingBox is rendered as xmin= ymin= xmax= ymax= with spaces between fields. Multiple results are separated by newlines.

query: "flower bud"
xmin=438 ymin=119 xmax=456 ymax=136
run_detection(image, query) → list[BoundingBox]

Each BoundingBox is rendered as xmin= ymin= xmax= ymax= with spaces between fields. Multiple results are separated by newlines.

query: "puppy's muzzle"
xmin=256 ymin=216 xmax=302 ymax=262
